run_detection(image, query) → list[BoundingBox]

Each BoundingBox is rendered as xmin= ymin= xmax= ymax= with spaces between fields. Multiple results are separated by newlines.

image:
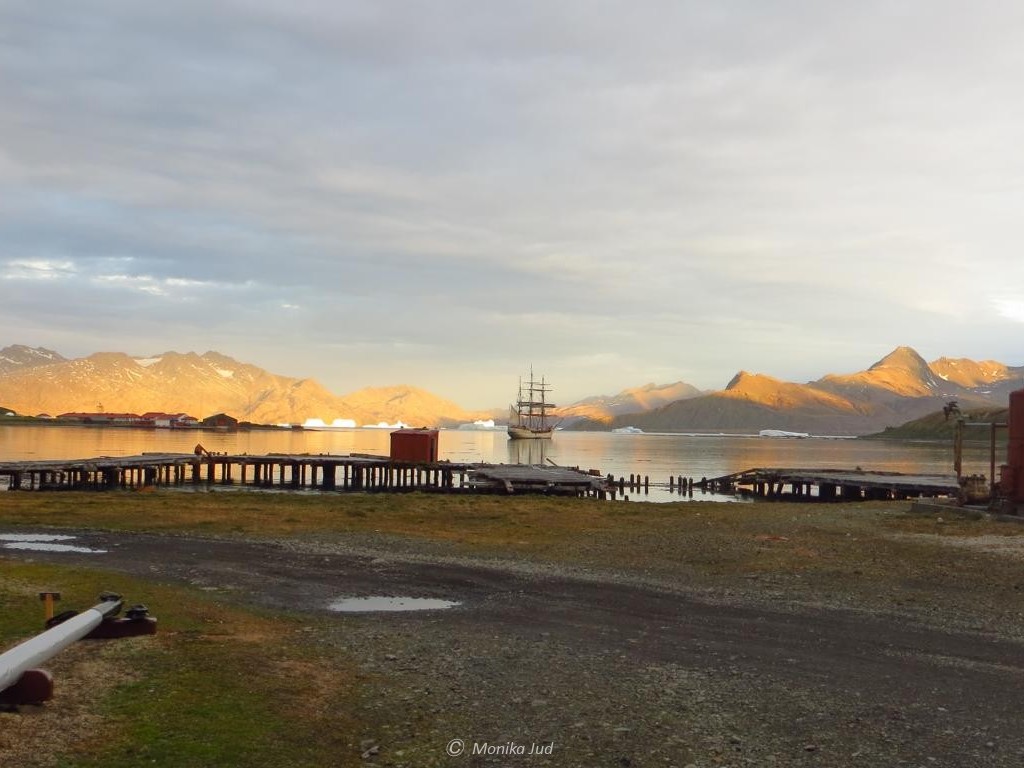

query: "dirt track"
xmin=6 ymin=528 xmax=1024 ymax=767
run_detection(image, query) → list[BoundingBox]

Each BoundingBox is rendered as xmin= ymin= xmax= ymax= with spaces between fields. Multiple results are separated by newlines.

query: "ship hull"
xmin=507 ymin=425 xmax=553 ymax=440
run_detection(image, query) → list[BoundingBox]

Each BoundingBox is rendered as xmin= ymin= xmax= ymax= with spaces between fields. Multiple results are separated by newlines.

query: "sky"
xmin=2 ymin=1 xmax=1024 ymax=410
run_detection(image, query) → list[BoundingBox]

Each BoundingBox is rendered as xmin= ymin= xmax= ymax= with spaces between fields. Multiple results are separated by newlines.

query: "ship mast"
xmin=516 ymin=367 xmax=554 ymax=429
xmin=509 ymin=367 xmax=557 ymax=438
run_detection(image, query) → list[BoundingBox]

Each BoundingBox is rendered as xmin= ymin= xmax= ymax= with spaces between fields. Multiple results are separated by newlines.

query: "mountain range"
xmin=0 ymin=346 xmax=481 ymax=427
xmin=573 ymin=347 xmax=1022 ymax=435
xmin=1 ymin=344 xmax=1021 ymax=434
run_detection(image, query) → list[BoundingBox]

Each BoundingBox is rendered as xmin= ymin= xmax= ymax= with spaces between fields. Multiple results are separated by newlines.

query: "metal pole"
xmin=0 ymin=596 xmax=122 ymax=693
xmin=954 ymin=419 xmax=964 ymax=483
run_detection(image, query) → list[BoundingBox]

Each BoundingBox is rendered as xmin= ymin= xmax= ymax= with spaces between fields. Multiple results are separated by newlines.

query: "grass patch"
xmin=4 ymin=491 xmax=1024 ymax=587
xmin=6 ymin=490 xmax=1024 ymax=635
xmin=0 ymin=560 xmax=364 ymax=768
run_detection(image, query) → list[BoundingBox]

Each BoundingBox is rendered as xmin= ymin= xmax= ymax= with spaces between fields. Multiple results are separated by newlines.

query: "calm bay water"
xmin=0 ymin=424 xmax=1002 ymax=502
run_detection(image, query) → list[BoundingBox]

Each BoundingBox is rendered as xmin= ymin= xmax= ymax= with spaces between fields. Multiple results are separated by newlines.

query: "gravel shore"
xmin=5 ymin=500 xmax=1024 ymax=767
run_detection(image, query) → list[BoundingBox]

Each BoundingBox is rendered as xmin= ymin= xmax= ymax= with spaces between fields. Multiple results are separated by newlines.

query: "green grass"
xmin=865 ymin=406 xmax=1009 ymax=440
xmin=3 ymin=490 xmax=1024 ymax=587
xmin=77 ymin=636 xmax=351 ymax=768
xmin=0 ymin=560 xmax=362 ymax=768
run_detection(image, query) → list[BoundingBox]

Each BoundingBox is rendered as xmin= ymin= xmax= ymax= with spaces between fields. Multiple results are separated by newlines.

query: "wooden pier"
xmin=0 ymin=453 xmax=611 ymax=498
xmin=698 ymin=467 xmax=961 ymax=501
xmin=469 ymin=464 xmax=608 ymax=496
xmin=1 ymin=454 xmax=961 ymax=502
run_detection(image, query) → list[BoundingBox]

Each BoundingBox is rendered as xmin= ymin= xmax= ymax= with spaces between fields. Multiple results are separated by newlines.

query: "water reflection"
xmin=328 ymin=596 xmax=459 ymax=613
xmin=507 ymin=438 xmax=548 ymax=466
xmin=0 ymin=424 xmax=1003 ymax=504
xmin=3 ymin=541 xmax=108 ymax=554
xmin=0 ymin=533 xmax=106 ymax=553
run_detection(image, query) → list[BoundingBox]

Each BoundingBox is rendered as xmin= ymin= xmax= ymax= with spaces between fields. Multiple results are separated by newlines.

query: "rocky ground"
xmin=4 ymin=512 xmax=1024 ymax=768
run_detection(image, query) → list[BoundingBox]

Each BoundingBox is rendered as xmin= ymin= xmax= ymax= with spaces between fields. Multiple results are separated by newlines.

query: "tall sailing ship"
xmin=507 ymin=371 xmax=557 ymax=440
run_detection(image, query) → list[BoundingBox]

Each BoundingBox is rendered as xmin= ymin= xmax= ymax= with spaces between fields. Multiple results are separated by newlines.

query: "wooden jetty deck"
xmin=469 ymin=464 xmax=608 ymax=495
xmin=0 ymin=453 xmax=611 ymax=498
xmin=699 ymin=467 xmax=961 ymax=501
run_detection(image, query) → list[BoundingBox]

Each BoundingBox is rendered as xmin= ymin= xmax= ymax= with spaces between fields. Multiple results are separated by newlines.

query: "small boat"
xmin=758 ymin=429 xmax=810 ymax=439
xmin=508 ymin=370 xmax=557 ymax=440
xmin=612 ymin=426 xmax=644 ymax=434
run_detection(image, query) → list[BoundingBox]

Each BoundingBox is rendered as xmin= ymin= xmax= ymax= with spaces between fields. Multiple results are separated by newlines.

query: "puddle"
xmin=3 ymin=542 xmax=108 ymax=553
xmin=328 ymin=596 xmax=460 ymax=613
xmin=0 ymin=534 xmax=76 ymax=542
xmin=0 ymin=533 xmax=106 ymax=554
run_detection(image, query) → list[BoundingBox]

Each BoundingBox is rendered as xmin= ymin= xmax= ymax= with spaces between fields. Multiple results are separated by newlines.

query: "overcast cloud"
xmin=2 ymin=1 xmax=1023 ymax=408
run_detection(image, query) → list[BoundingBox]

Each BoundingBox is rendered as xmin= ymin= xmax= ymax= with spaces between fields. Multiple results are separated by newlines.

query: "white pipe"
xmin=0 ymin=599 xmax=121 ymax=692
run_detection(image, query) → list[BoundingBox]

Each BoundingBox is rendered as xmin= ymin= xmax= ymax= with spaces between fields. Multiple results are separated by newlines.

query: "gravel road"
xmin=5 ymin=527 xmax=1024 ymax=768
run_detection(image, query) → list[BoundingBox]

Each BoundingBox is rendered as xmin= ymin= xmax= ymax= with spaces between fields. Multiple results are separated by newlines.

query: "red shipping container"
xmin=390 ymin=429 xmax=439 ymax=463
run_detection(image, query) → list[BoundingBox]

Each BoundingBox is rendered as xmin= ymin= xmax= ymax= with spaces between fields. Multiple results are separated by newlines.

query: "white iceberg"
xmin=302 ymin=418 xmax=357 ymax=429
xmin=758 ymin=429 xmax=810 ymax=439
xmin=458 ymin=419 xmax=499 ymax=431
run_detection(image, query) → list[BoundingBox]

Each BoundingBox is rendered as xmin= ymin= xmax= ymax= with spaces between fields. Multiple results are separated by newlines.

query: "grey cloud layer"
xmin=2 ymin=1 xmax=1023 ymax=405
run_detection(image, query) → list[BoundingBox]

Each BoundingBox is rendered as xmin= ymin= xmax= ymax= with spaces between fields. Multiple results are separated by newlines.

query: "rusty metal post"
xmin=992 ymin=422 xmax=998 ymax=500
xmin=38 ymin=592 xmax=61 ymax=622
